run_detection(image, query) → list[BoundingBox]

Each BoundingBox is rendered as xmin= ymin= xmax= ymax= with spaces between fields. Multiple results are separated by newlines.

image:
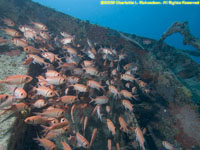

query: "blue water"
xmin=33 ymin=0 xmax=200 ymax=52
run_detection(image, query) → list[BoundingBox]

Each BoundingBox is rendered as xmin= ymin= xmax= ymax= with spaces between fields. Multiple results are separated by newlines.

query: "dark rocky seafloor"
xmin=0 ymin=0 xmax=200 ymax=150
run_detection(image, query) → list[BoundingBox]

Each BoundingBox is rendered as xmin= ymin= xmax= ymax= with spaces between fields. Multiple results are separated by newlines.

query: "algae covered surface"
xmin=0 ymin=53 xmax=27 ymax=150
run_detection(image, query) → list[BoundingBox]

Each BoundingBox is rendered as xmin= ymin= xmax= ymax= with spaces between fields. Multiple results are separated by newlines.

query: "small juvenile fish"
xmin=106 ymin=119 xmax=116 ymax=135
xmin=0 ymin=75 xmax=32 ymax=85
xmin=76 ymin=132 xmax=90 ymax=148
xmin=34 ymin=137 xmax=57 ymax=150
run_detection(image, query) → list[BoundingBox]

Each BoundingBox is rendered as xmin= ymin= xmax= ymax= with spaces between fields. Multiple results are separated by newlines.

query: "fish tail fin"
xmin=89 ymin=97 xmax=94 ymax=103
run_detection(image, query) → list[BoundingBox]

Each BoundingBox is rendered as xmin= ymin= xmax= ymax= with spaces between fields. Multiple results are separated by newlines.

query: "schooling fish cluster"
xmin=0 ymin=17 xmax=175 ymax=150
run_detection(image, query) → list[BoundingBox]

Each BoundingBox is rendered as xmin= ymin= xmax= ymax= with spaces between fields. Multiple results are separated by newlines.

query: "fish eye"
xmin=5 ymin=95 xmax=9 ymax=99
xmin=50 ymin=92 xmax=53 ymax=95
xmin=21 ymin=93 xmax=24 ymax=96
xmin=60 ymin=118 xmax=65 ymax=122
xmin=61 ymin=111 xmax=64 ymax=114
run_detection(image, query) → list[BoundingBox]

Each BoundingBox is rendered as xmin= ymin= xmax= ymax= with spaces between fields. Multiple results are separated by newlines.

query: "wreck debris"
xmin=160 ymin=21 xmax=200 ymax=51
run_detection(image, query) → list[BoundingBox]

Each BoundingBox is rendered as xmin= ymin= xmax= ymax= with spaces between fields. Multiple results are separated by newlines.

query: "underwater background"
xmin=32 ymin=0 xmax=200 ymax=51
xmin=0 ymin=0 xmax=200 ymax=150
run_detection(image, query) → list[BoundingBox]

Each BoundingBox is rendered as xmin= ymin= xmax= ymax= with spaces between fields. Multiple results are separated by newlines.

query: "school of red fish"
xmin=0 ymin=18 xmax=175 ymax=150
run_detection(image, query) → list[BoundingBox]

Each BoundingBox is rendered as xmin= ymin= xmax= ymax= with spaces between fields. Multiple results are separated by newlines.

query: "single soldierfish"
xmin=33 ymin=86 xmax=56 ymax=98
xmin=57 ymin=96 xmax=78 ymax=105
xmin=135 ymin=127 xmax=145 ymax=150
xmin=106 ymin=119 xmax=116 ymax=135
xmin=72 ymin=84 xmax=88 ymax=93
xmin=60 ymin=141 xmax=72 ymax=150
xmin=2 ymin=18 xmax=15 ymax=27
xmin=24 ymin=46 xmax=41 ymax=54
xmin=87 ymin=80 xmax=105 ymax=91
xmin=2 ymin=28 xmax=21 ymax=37
xmin=0 ymin=102 xmax=29 ymax=115
xmin=11 ymin=38 xmax=28 ymax=48
xmin=34 ymin=137 xmax=57 ymax=150
xmin=118 ymin=116 xmax=129 ymax=133
xmin=89 ymin=128 xmax=97 ymax=146
xmin=0 ymin=75 xmax=32 ymax=85
xmin=32 ymin=99 xmax=47 ymax=108
xmin=13 ymin=87 xmax=27 ymax=99
xmin=108 ymin=139 xmax=112 ymax=150
xmin=122 ymin=99 xmax=133 ymax=112
xmin=45 ymin=70 xmax=60 ymax=77
xmin=90 ymin=96 xmax=109 ymax=105
xmin=35 ymin=108 xmax=65 ymax=118
xmin=24 ymin=115 xmax=50 ymax=125
xmin=76 ymin=132 xmax=90 ymax=148
xmin=32 ymin=22 xmax=48 ymax=30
